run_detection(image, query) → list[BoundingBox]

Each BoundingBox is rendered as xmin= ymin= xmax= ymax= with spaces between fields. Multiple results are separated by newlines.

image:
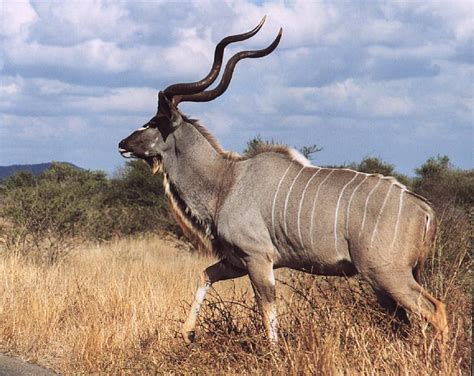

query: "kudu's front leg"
xmin=182 ymin=260 xmax=247 ymax=344
xmin=248 ymin=259 xmax=278 ymax=343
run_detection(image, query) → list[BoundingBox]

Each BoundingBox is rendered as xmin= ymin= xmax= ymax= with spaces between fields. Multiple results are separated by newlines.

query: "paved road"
xmin=0 ymin=354 xmax=57 ymax=376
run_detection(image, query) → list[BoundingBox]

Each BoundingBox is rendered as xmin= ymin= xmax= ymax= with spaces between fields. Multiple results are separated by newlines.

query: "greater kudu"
xmin=118 ymin=18 xmax=448 ymax=347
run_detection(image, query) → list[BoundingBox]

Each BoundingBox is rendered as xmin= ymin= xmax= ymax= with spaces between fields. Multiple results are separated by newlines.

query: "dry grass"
xmin=0 ymin=226 xmax=471 ymax=375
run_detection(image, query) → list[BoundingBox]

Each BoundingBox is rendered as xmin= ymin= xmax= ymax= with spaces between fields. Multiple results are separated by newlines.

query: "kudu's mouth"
xmin=119 ymin=148 xmax=135 ymax=158
xmin=119 ymin=147 xmax=163 ymax=175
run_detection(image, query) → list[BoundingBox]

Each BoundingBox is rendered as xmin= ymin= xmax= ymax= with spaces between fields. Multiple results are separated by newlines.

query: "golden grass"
xmin=0 ymin=233 xmax=471 ymax=375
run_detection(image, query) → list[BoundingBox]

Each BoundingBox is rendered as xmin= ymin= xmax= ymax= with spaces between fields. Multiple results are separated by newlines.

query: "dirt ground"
xmin=0 ymin=354 xmax=56 ymax=376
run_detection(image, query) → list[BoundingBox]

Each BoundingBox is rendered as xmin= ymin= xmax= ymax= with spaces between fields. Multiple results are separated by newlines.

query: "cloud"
xmin=29 ymin=1 xmax=142 ymax=45
xmin=0 ymin=0 xmax=472 ymax=175
xmin=4 ymin=38 xmax=133 ymax=74
xmin=0 ymin=114 xmax=88 ymax=140
xmin=0 ymin=75 xmax=157 ymax=117
xmin=0 ymin=0 xmax=38 ymax=39
xmin=250 ymin=79 xmax=416 ymax=120
xmin=67 ymin=87 xmax=157 ymax=115
xmin=367 ymin=57 xmax=440 ymax=81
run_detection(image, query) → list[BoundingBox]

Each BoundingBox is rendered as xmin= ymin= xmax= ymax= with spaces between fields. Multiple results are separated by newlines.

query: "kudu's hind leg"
xmin=247 ymin=259 xmax=278 ymax=343
xmin=375 ymin=290 xmax=411 ymax=338
xmin=375 ymin=291 xmax=410 ymax=326
xmin=182 ymin=260 xmax=247 ymax=344
xmin=369 ymin=270 xmax=448 ymax=349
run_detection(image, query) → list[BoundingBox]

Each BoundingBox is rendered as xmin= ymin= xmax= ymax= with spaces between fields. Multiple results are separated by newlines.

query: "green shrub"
xmin=341 ymin=156 xmax=411 ymax=187
xmin=412 ymin=155 xmax=473 ymax=209
xmin=0 ymin=161 xmax=179 ymax=262
xmin=104 ymin=160 xmax=181 ymax=237
xmin=243 ymin=135 xmax=322 ymax=161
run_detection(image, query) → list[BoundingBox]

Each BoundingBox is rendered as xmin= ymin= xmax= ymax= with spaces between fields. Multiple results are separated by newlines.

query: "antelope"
xmin=118 ymin=17 xmax=448 ymax=348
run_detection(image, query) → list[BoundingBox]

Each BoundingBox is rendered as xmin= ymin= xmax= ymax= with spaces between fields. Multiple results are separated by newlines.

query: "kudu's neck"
xmin=162 ymin=122 xmax=232 ymax=224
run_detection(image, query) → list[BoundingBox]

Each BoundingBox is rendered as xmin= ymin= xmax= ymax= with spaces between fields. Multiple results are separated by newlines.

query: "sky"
xmin=0 ymin=0 xmax=472 ymax=176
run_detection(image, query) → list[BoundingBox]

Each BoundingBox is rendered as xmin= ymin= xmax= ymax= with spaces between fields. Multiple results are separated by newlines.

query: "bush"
xmin=342 ymin=156 xmax=411 ymax=187
xmin=243 ymin=135 xmax=322 ymax=161
xmin=0 ymin=163 xmax=108 ymax=262
xmin=412 ymin=155 xmax=473 ymax=209
xmin=0 ymin=161 xmax=178 ymax=262
xmin=103 ymin=160 xmax=180 ymax=238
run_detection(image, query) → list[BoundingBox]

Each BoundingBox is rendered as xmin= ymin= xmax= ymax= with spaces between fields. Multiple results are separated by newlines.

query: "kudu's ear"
xmin=158 ymin=91 xmax=182 ymax=129
xmin=156 ymin=91 xmax=183 ymax=141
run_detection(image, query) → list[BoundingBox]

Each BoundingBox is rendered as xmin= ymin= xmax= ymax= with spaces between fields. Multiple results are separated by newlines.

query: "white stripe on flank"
xmin=358 ymin=178 xmax=382 ymax=241
xmin=345 ymin=175 xmax=369 ymax=237
xmin=297 ymin=168 xmax=322 ymax=255
xmin=271 ymin=163 xmax=293 ymax=238
xmin=309 ymin=169 xmax=335 ymax=249
xmin=424 ymin=210 xmax=431 ymax=242
xmin=334 ymin=172 xmax=359 ymax=254
xmin=136 ymin=125 xmax=149 ymax=131
xmin=370 ymin=184 xmax=394 ymax=247
xmin=283 ymin=166 xmax=306 ymax=236
xmin=389 ymin=189 xmax=404 ymax=251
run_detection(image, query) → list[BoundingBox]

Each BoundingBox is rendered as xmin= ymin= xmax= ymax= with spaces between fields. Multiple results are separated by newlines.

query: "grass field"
xmin=0 ymin=221 xmax=471 ymax=375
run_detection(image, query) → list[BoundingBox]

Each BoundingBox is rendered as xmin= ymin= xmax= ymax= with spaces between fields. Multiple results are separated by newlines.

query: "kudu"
xmin=118 ymin=18 xmax=448 ymax=347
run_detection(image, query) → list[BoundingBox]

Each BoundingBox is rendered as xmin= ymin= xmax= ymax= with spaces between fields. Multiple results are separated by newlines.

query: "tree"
xmin=0 ymin=163 xmax=109 ymax=262
xmin=414 ymin=155 xmax=450 ymax=180
xmin=243 ymin=135 xmax=322 ymax=162
xmin=329 ymin=156 xmax=410 ymax=186
xmin=108 ymin=160 xmax=166 ymax=208
xmin=413 ymin=155 xmax=473 ymax=208
xmin=0 ymin=160 xmax=180 ymax=262
xmin=243 ymin=134 xmax=275 ymax=156
xmin=356 ymin=157 xmax=395 ymax=176
xmin=4 ymin=171 xmax=36 ymax=189
xmin=299 ymin=144 xmax=323 ymax=161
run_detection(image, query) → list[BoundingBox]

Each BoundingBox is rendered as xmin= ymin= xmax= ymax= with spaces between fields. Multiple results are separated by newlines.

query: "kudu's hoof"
xmin=182 ymin=330 xmax=196 ymax=345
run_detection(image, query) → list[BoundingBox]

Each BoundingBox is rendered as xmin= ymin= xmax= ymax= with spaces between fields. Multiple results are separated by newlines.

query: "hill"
xmin=0 ymin=162 xmax=82 ymax=180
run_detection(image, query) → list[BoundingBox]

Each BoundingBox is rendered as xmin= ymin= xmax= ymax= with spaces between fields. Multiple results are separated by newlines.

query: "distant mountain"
xmin=0 ymin=162 xmax=82 ymax=180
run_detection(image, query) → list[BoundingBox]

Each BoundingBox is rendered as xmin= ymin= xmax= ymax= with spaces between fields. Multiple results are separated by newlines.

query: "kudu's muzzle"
xmin=118 ymin=138 xmax=134 ymax=158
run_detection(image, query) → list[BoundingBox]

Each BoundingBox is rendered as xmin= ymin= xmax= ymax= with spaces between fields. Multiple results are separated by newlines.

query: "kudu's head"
xmin=118 ymin=17 xmax=282 ymax=173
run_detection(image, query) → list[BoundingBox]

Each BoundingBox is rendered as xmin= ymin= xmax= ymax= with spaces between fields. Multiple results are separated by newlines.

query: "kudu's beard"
xmin=146 ymin=156 xmax=163 ymax=175
xmin=120 ymin=149 xmax=163 ymax=175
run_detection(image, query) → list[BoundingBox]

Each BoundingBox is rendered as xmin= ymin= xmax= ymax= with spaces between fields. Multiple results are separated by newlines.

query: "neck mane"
xmin=162 ymin=172 xmax=218 ymax=255
xmin=184 ymin=115 xmax=308 ymax=165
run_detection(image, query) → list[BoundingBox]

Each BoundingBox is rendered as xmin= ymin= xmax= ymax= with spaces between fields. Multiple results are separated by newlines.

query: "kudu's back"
xmin=229 ymin=152 xmax=436 ymax=277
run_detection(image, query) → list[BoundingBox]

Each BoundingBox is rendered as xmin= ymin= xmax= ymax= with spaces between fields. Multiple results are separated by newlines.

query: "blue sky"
xmin=0 ymin=0 xmax=472 ymax=175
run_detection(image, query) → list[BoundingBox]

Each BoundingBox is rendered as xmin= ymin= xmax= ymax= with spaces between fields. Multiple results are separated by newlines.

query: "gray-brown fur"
xmin=118 ymin=19 xmax=447 ymax=349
